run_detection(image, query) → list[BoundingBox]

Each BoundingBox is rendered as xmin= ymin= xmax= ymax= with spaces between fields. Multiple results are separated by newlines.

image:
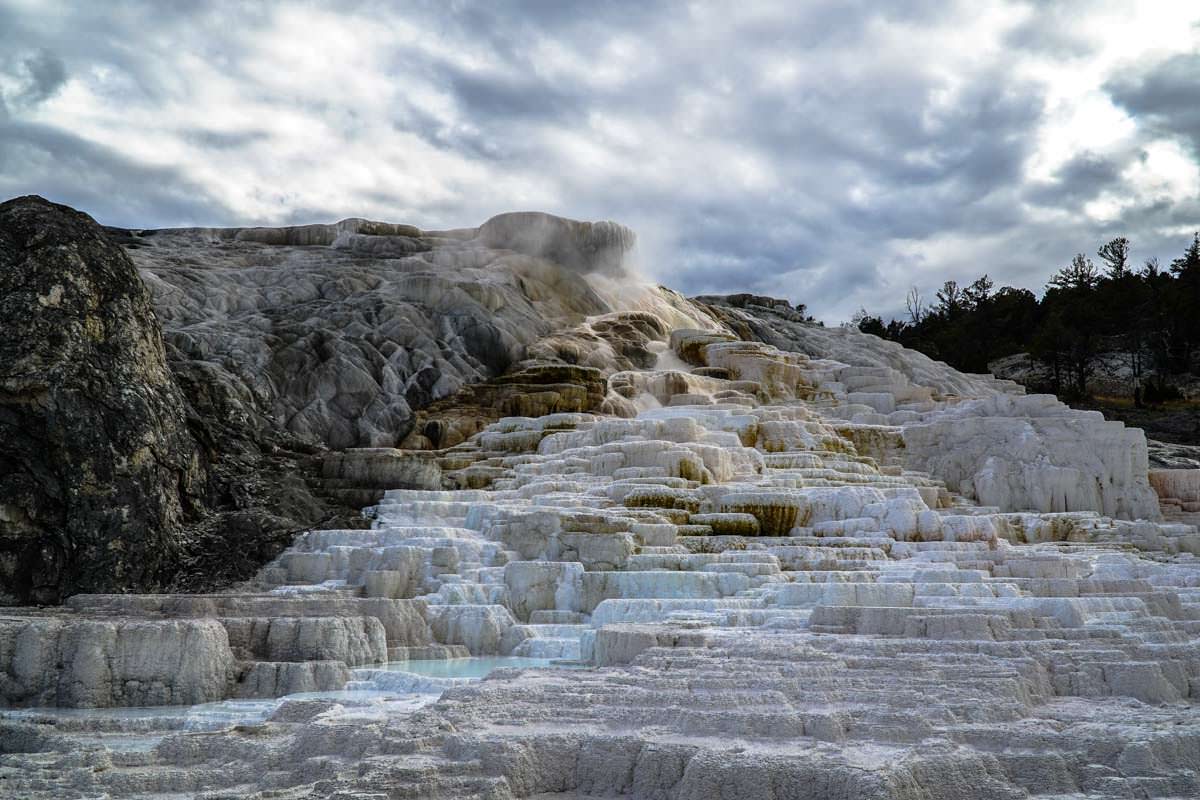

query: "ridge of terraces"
xmin=3 ymin=329 xmax=1199 ymax=799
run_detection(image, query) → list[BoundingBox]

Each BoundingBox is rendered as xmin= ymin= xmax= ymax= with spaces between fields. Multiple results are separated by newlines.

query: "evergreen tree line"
xmin=855 ymin=233 xmax=1200 ymax=401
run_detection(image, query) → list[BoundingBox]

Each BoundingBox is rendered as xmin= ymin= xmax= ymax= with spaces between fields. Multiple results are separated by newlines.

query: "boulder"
xmin=0 ymin=196 xmax=203 ymax=603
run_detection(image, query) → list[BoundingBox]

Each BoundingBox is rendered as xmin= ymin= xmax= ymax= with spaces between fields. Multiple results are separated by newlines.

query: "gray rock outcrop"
xmin=0 ymin=197 xmax=377 ymax=604
xmin=122 ymin=211 xmax=634 ymax=451
xmin=0 ymin=615 xmax=234 ymax=707
xmin=0 ymin=196 xmax=203 ymax=604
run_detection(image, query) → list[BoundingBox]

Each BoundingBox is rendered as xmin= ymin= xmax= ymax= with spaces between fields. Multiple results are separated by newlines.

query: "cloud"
xmin=0 ymin=48 xmax=67 ymax=114
xmin=1025 ymin=151 xmax=1127 ymax=207
xmin=0 ymin=119 xmax=236 ymax=226
xmin=16 ymin=49 xmax=66 ymax=105
xmin=1107 ymin=53 xmax=1200 ymax=157
xmin=182 ymin=129 xmax=271 ymax=151
xmin=1 ymin=0 xmax=1199 ymax=322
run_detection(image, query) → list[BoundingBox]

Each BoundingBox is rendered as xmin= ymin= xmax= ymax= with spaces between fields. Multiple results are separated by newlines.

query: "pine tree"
xmin=935 ymin=280 xmax=964 ymax=316
xmin=1097 ymin=237 xmax=1130 ymax=279
xmin=1048 ymin=254 xmax=1100 ymax=291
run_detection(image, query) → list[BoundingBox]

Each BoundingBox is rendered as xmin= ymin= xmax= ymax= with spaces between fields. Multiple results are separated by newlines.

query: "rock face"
xmin=902 ymin=393 xmax=1160 ymax=519
xmin=0 ymin=197 xmax=381 ymax=605
xmin=122 ymin=210 xmax=636 ymax=451
xmin=0 ymin=615 xmax=234 ymax=707
xmin=0 ymin=593 xmax=431 ymax=708
xmin=0 ymin=196 xmax=203 ymax=603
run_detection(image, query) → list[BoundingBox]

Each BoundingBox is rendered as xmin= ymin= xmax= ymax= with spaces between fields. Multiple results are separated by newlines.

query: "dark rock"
xmin=0 ymin=195 xmax=203 ymax=603
xmin=0 ymin=197 xmax=367 ymax=604
xmin=1147 ymin=439 xmax=1200 ymax=470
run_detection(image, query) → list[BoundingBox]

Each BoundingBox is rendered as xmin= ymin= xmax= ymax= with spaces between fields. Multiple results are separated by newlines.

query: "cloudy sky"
xmin=2 ymin=1 xmax=1199 ymax=321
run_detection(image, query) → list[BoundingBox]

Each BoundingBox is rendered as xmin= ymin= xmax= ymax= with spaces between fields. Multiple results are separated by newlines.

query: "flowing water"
xmin=1 ymin=657 xmax=581 ymax=752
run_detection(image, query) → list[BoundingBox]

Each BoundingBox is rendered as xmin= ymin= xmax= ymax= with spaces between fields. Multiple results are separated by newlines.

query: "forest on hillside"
xmin=856 ymin=232 xmax=1200 ymax=404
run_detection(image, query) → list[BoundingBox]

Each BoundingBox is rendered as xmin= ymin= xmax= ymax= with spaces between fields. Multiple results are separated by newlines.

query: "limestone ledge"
xmin=0 ymin=595 xmax=432 ymax=708
xmin=0 ymin=616 xmax=232 ymax=708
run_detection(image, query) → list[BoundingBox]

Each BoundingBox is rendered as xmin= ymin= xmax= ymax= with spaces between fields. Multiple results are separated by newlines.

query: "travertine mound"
xmin=2 ymin=202 xmax=1198 ymax=799
xmin=477 ymin=211 xmax=636 ymax=276
xmin=122 ymin=211 xmax=639 ymax=450
xmin=697 ymin=295 xmax=1162 ymax=519
xmin=0 ymin=615 xmax=235 ymax=707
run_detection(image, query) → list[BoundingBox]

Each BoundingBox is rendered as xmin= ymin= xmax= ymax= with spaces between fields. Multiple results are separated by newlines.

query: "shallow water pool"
xmin=1 ymin=656 xmax=586 ymax=751
xmin=381 ymin=656 xmax=586 ymax=679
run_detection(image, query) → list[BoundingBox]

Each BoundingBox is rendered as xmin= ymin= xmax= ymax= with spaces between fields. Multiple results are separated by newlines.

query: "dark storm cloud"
xmin=0 ymin=48 xmax=67 ymax=114
xmin=0 ymin=120 xmax=236 ymax=227
xmin=1107 ymin=53 xmax=1200 ymax=156
xmin=664 ymin=204 xmax=832 ymax=294
xmin=1025 ymin=152 xmax=1126 ymax=207
xmin=447 ymin=69 xmax=583 ymax=122
xmin=2 ymin=1 xmax=1199 ymax=321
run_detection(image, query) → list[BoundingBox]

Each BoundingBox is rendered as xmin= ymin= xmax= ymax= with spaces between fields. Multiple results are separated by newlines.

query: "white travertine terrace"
xmin=3 ymin=302 xmax=1200 ymax=799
